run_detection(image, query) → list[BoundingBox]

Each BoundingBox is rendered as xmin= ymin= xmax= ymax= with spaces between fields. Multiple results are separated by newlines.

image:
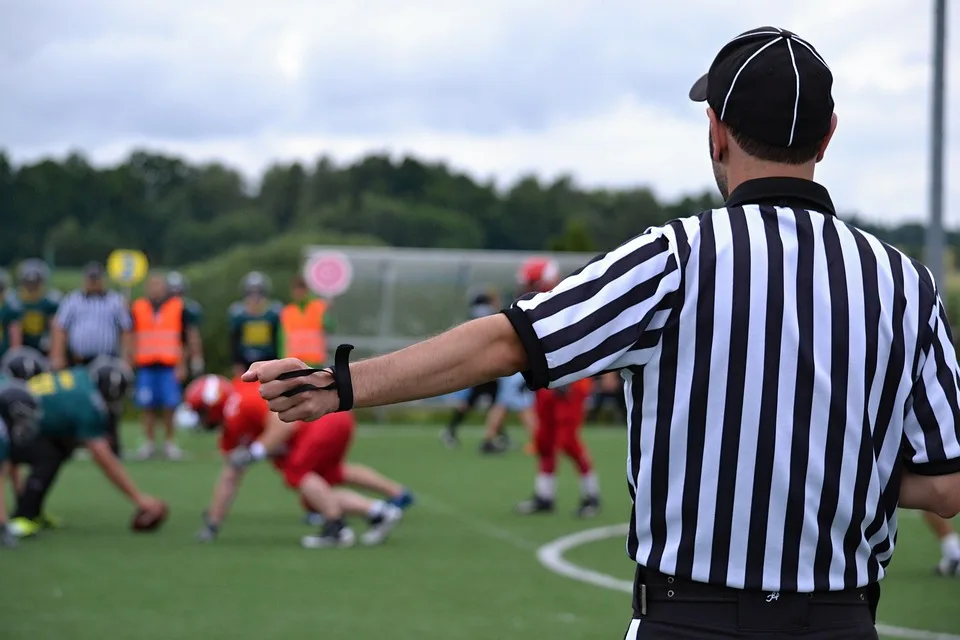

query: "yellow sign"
xmin=106 ymin=249 xmax=149 ymax=286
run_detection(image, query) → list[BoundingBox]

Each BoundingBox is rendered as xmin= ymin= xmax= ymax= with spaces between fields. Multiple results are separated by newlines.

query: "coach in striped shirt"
xmin=50 ymin=261 xmax=132 ymax=454
xmin=247 ymin=27 xmax=960 ymax=639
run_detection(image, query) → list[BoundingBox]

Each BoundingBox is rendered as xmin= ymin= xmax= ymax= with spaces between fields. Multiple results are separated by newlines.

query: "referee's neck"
xmin=725 ymin=161 xmax=818 ymax=196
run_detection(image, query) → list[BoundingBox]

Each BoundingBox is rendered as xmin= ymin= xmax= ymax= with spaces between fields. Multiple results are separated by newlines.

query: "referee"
xmin=247 ymin=26 xmax=960 ymax=639
xmin=50 ymin=261 xmax=132 ymax=455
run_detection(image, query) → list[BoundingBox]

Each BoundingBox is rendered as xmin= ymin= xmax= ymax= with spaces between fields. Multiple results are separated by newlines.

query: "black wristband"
xmin=276 ymin=344 xmax=355 ymax=412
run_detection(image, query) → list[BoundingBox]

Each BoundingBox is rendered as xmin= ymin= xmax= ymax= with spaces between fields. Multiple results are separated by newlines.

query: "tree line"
xmin=0 ymin=149 xmax=951 ymax=268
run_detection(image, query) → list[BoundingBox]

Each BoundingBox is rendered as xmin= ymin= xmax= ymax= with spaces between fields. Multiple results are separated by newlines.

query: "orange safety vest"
xmin=132 ymin=297 xmax=184 ymax=366
xmin=281 ymin=299 xmax=327 ymax=365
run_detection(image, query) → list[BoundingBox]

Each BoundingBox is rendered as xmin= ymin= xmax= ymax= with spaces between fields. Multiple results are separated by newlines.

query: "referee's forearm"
xmin=350 ymin=315 xmax=527 ymax=408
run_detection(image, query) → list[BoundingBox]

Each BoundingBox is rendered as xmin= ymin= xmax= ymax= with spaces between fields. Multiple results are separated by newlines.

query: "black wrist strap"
xmin=275 ymin=344 xmax=355 ymax=412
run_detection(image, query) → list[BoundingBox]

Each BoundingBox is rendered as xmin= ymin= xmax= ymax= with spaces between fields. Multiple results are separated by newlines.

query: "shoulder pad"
xmin=47 ymin=289 xmax=63 ymax=303
xmin=227 ymin=301 xmax=243 ymax=316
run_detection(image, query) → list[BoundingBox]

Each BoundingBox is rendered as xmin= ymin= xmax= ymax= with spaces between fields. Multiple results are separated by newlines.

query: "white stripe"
xmin=785 ymin=38 xmax=801 ymax=146
xmin=720 ymin=37 xmax=782 ymax=121
xmin=792 ymin=37 xmax=831 ymax=70
xmin=623 ymin=618 xmax=641 ymax=640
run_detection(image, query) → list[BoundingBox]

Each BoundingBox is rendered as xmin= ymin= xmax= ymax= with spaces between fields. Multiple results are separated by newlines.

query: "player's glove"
xmin=227 ymin=445 xmax=254 ymax=469
xmin=1 ymin=525 xmax=18 ymax=548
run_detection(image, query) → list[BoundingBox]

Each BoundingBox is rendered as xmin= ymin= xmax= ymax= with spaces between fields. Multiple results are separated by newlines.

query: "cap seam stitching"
xmin=719 ymin=36 xmax=782 ymax=121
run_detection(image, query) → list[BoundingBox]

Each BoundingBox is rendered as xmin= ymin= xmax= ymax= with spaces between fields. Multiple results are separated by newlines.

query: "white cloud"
xmin=1 ymin=0 xmax=957 ymax=225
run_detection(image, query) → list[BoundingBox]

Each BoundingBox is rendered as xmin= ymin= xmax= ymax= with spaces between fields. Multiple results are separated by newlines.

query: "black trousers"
xmin=11 ymin=436 xmax=76 ymax=520
xmin=628 ymin=568 xmax=879 ymax=639
xmin=465 ymin=380 xmax=499 ymax=408
xmin=71 ymin=352 xmax=121 ymax=456
xmin=589 ymin=390 xmax=627 ymax=423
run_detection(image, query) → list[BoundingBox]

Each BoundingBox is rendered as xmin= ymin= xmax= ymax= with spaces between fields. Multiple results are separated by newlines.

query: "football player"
xmin=15 ymin=259 xmax=61 ymax=356
xmin=477 ymin=258 xmax=560 ymax=455
xmin=515 ymin=378 xmax=602 ymax=517
xmin=167 ymin=271 xmax=205 ymax=379
xmin=0 ymin=268 xmax=24 ymax=358
xmin=925 ymin=512 xmax=960 ymax=576
xmin=440 ymin=289 xmax=501 ymax=448
xmin=185 ymin=375 xmax=413 ymax=548
xmin=4 ymin=355 xmax=166 ymax=538
xmin=229 ymin=272 xmax=282 ymax=378
xmin=0 ymin=380 xmax=38 ymax=548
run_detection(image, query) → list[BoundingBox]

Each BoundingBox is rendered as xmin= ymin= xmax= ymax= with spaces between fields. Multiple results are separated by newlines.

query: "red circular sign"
xmin=303 ymin=252 xmax=353 ymax=297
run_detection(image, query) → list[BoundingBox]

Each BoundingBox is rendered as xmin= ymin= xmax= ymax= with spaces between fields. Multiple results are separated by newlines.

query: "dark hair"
xmin=729 ymin=126 xmax=822 ymax=165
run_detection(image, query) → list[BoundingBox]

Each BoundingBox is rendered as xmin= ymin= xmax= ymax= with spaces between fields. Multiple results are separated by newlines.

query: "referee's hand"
xmin=242 ymin=359 xmax=338 ymax=423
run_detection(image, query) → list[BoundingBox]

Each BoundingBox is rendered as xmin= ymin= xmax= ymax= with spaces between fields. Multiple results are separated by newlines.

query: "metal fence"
xmin=302 ymin=246 xmax=598 ymax=412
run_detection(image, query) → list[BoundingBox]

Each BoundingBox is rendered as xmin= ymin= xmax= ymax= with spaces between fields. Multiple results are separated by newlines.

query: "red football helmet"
xmin=183 ymin=375 xmax=234 ymax=430
xmin=517 ymin=256 xmax=560 ymax=293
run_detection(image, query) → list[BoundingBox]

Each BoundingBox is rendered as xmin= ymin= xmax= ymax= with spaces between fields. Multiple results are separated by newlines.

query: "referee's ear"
xmin=815 ymin=112 xmax=839 ymax=163
xmin=706 ymin=108 xmax=727 ymax=163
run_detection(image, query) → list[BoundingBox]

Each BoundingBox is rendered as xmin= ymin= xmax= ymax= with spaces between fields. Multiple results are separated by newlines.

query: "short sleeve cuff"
xmin=905 ymin=457 xmax=960 ymax=476
xmin=502 ymin=307 xmax=550 ymax=390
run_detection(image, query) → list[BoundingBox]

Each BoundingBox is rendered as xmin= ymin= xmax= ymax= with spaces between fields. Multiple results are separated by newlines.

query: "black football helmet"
xmin=87 ymin=356 xmax=134 ymax=409
xmin=0 ymin=346 xmax=51 ymax=381
xmin=0 ymin=380 xmax=41 ymax=445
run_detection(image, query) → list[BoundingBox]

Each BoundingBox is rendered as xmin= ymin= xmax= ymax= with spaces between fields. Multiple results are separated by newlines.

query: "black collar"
xmin=724 ymin=177 xmax=836 ymax=216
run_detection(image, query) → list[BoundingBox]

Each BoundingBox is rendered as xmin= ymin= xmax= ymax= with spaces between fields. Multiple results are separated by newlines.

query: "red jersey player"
xmin=184 ymin=375 xmax=413 ymax=548
xmin=515 ymin=355 xmax=602 ymax=517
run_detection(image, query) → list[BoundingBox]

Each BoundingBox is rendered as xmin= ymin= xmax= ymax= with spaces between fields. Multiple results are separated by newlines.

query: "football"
xmin=131 ymin=501 xmax=169 ymax=533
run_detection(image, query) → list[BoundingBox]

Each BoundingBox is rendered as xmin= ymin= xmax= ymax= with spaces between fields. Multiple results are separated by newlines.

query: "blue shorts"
xmin=135 ymin=366 xmax=182 ymax=410
xmin=495 ymin=373 xmax=534 ymax=412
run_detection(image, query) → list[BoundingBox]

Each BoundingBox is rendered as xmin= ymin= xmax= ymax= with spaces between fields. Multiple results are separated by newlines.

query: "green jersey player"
xmin=3 ymin=356 xmax=166 ymax=538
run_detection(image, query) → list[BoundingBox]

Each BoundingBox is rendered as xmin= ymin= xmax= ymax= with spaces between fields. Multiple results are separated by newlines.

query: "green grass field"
xmin=2 ymin=423 xmax=958 ymax=639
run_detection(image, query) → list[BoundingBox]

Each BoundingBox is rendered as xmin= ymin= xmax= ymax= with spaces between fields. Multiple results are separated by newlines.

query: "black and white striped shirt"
xmin=55 ymin=290 xmax=131 ymax=358
xmin=505 ymin=177 xmax=960 ymax=593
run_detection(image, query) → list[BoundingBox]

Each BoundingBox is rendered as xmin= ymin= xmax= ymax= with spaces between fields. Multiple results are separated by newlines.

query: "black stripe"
xmin=779 ymin=208 xmax=817 ymax=592
xmin=811 ymin=216 xmax=850 ymax=591
xmin=523 ymin=237 xmax=672 ymax=324
xmin=743 ymin=205 xmax=785 ymax=587
xmin=842 ymin=226 xmax=882 ymax=588
xmin=538 ymin=258 xmax=678 ymax=355
xmin=626 ymin=375 xmax=643 ymax=560
xmin=674 ymin=213 xmax=717 ymax=579
xmin=709 ymin=207 xmax=751 ymax=585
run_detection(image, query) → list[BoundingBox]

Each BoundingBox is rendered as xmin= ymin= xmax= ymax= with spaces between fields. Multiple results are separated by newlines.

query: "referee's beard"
xmin=708 ymin=135 xmax=730 ymax=200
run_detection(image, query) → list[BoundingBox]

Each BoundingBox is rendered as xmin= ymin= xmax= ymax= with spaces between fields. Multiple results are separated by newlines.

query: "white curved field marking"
xmin=536 ymin=524 xmax=960 ymax=640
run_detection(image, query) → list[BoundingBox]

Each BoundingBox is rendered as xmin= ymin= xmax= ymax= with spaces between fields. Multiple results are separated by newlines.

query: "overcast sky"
xmin=1 ymin=0 xmax=957 ymax=225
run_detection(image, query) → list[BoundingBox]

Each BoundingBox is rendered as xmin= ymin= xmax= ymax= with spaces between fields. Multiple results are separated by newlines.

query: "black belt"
xmin=634 ymin=567 xmax=869 ymax=615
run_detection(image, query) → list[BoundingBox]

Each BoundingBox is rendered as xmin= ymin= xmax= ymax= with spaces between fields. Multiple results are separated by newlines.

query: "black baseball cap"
xmin=83 ymin=261 xmax=105 ymax=278
xmin=689 ymin=26 xmax=834 ymax=148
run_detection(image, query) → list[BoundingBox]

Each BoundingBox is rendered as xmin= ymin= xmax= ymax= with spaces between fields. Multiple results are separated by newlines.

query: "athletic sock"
xmin=322 ymin=518 xmax=346 ymax=537
xmin=447 ymin=410 xmax=466 ymax=434
xmin=580 ymin=472 xmax=600 ymax=499
xmin=535 ymin=473 xmax=556 ymax=501
xmin=942 ymin=532 xmax=960 ymax=560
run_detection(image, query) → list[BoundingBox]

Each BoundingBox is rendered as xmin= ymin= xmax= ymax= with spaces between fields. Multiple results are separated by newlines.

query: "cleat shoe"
xmin=439 ymin=428 xmax=459 ymax=449
xmin=134 ymin=442 xmax=156 ymax=461
xmin=163 ymin=442 xmax=184 ymax=461
xmin=479 ymin=439 xmax=508 ymax=455
xmin=935 ymin=557 xmax=960 ymax=577
xmin=302 ymin=512 xmax=325 ymax=527
xmin=9 ymin=517 xmax=41 ymax=539
xmin=576 ymin=496 xmax=601 ymax=519
xmin=388 ymin=490 xmax=415 ymax=510
xmin=515 ymin=495 xmax=555 ymax=515
xmin=36 ymin=513 xmax=64 ymax=530
xmin=361 ymin=505 xmax=403 ymax=546
xmin=494 ymin=432 xmax=512 ymax=450
xmin=301 ymin=525 xmax=356 ymax=549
